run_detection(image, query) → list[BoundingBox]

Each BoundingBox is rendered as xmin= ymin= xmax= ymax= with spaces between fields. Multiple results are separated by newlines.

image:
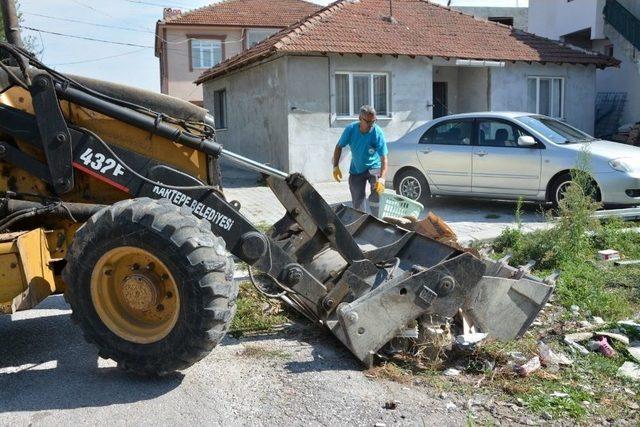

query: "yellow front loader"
xmin=0 ymin=0 xmax=553 ymax=376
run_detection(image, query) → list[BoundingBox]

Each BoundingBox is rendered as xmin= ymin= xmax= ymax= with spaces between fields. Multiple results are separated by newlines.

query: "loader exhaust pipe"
xmin=1 ymin=0 xmax=24 ymax=49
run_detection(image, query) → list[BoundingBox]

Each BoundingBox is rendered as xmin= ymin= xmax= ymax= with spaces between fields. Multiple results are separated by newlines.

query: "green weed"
xmin=229 ymin=282 xmax=289 ymax=337
xmin=492 ymin=147 xmax=639 ymax=318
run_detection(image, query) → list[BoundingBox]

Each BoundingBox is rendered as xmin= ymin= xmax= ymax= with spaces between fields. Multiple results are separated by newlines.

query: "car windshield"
xmin=515 ymin=115 xmax=595 ymax=144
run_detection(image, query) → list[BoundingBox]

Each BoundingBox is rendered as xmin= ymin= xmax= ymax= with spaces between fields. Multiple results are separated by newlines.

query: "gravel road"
xmin=0 ymin=296 xmax=474 ymax=426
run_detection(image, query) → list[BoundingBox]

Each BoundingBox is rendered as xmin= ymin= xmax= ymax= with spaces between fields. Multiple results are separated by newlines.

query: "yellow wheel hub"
xmin=91 ymin=246 xmax=180 ymax=344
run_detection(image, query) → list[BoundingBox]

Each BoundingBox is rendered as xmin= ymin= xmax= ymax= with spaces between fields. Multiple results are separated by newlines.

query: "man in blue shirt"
xmin=332 ymin=105 xmax=388 ymax=213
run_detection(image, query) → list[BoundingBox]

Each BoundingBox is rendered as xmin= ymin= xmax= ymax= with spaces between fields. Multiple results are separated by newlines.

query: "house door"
xmin=433 ymin=82 xmax=448 ymax=119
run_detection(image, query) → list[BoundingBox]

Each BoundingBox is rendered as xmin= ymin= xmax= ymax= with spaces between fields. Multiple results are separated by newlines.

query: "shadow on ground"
xmin=232 ymin=323 xmax=363 ymax=374
xmin=0 ymin=295 xmax=183 ymax=412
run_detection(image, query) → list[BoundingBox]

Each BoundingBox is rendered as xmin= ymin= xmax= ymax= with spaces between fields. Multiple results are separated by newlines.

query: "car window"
xmin=515 ymin=115 xmax=594 ymax=144
xmin=478 ymin=120 xmax=529 ymax=147
xmin=419 ymin=120 xmax=472 ymax=145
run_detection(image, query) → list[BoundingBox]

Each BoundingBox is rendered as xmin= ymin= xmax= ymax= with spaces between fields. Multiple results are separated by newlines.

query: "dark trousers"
xmin=348 ymin=168 xmax=380 ymax=214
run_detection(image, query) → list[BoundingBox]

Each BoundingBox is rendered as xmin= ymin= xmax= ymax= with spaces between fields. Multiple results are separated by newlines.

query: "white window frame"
xmin=334 ymin=71 xmax=391 ymax=119
xmin=527 ymin=76 xmax=565 ymax=119
xmin=191 ymin=39 xmax=222 ymax=70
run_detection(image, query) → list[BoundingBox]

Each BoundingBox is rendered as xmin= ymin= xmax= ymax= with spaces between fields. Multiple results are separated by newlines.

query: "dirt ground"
xmin=1 ymin=295 xmax=478 ymax=426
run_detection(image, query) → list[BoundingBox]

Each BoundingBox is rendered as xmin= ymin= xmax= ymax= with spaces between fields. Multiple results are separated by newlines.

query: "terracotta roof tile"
xmin=163 ymin=0 xmax=321 ymax=27
xmin=196 ymin=0 xmax=618 ymax=83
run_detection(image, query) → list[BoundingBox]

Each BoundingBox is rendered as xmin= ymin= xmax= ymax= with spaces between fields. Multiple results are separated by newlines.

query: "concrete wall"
xmin=598 ymin=0 xmax=640 ymax=125
xmin=528 ymin=0 xmax=605 ymax=40
xmin=457 ymin=67 xmax=489 ymax=113
xmin=162 ymin=25 xmax=245 ymax=103
xmin=454 ymin=6 xmax=528 ymax=30
xmin=286 ymin=54 xmax=433 ymax=182
xmin=489 ymin=63 xmax=597 ymax=133
xmin=202 ymin=57 xmax=290 ymax=170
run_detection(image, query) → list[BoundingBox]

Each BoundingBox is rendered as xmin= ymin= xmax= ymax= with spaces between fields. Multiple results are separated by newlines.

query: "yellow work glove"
xmin=374 ymin=179 xmax=385 ymax=194
xmin=333 ymin=166 xmax=343 ymax=182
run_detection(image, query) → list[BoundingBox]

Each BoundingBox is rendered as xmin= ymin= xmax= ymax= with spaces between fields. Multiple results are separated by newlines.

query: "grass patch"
xmin=229 ymin=281 xmax=289 ymax=338
xmin=254 ymin=221 xmax=272 ymax=234
xmin=491 ymin=150 xmax=640 ymax=319
xmin=237 ymin=344 xmax=290 ymax=359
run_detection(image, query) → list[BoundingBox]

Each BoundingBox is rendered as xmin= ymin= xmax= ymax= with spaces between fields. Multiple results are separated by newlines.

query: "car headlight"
xmin=609 ymin=158 xmax=640 ymax=173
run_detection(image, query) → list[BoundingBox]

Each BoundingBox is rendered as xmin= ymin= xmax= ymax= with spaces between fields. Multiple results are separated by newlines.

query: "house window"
xmin=334 ymin=72 xmax=389 ymax=118
xmin=213 ymin=89 xmax=227 ymax=129
xmin=191 ymin=39 xmax=222 ymax=69
xmin=246 ymin=29 xmax=278 ymax=48
xmin=527 ymin=77 xmax=564 ymax=118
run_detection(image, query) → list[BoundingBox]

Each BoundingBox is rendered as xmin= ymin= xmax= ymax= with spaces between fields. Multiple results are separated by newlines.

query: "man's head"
xmin=358 ymin=105 xmax=377 ymax=133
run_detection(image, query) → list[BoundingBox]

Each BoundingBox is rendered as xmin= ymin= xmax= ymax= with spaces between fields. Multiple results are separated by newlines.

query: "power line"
xmin=50 ymin=48 xmax=149 ymax=66
xmin=23 ymin=12 xmax=154 ymax=34
xmin=69 ymin=0 xmax=116 ymax=19
xmin=21 ymin=26 xmax=154 ymax=48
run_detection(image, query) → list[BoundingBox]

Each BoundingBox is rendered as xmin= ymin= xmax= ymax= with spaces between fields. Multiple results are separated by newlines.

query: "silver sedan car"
xmin=387 ymin=112 xmax=640 ymax=206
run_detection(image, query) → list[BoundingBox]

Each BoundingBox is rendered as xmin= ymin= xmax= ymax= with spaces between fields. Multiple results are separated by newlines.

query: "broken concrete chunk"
xmin=507 ymin=351 xmax=528 ymax=365
xmin=592 ymin=316 xmax=605 ymax=325
xmin=517 ymin=356 xmax=541 ymax=377
xmin=446 ymin=402 xmax=458 ymax=412
xmin=443 ymin=368 xmax=461 ymax=376
xmin=564 ymin=338 xmax=590 ymax=355
xmin=564 ymin=332 xmax=594 ymax=342
xmin=539 ymin=342 xmax=573 ymax=366
xmin=628 ymin=347 xmax=640 ymax=364
xmin=596 ymin=331 xmax=630 ymax=346
xmin=454 ymin=333 xmax=487 ymax=348
xmin=618 ymin=320 xmax=640 ymax=333
xmin=617 ymin=361 xmax=640 ymax=381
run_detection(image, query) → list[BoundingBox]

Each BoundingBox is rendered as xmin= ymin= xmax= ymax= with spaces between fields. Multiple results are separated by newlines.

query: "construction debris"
xmin=597 ymin=337 xmax=616 ymax=357
xmin=517 ymin=356 xmax=541 ymax=377
xmin=627 ymin=346 xmax=640 ymax=364
xmin=538 ymin=342 xmax=573 ymax=367
xmin=564 ymin=337 xmax=590 ymax=355
xmin=617 ymin=362 xmax=640 ymax=381
xmin=596 ymin=331 xmax=630 ymax=346
xmin=443 ymin=368 xmax=461 ymax=377
xmin=565 ymin=332 xmax=594 ymax=342
xmin=597 ymin=249 xmax=620 ymax=261
xmin=454 ymin=333 xmax=487 ymax=350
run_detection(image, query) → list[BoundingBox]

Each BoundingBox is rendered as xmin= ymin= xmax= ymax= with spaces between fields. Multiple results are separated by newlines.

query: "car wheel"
xmin=395 ymin=169 xmax=430 ymax=204
xmin=550 ymin=172 xmax=601 ymax=207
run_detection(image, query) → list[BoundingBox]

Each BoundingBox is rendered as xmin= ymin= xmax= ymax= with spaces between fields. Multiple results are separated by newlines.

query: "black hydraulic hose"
xmin=3 ymin=199 xmax=105 ymax=222
xmin=54 ymin=82 xmax=223 ymax=157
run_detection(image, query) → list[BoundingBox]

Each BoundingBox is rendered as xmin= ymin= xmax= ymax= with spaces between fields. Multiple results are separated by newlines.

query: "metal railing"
xmin=604 ymin=0 xmax=640 ymax=51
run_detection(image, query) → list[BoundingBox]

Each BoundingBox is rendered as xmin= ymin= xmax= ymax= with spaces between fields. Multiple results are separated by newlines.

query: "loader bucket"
xmin=462 ymin=257 xmax=555 ymax=340
xmin=275 ymin=205 xmax=553 ymax=366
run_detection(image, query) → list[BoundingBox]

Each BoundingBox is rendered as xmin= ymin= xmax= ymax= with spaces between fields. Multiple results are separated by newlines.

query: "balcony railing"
xmin=604 ymin=0 xmax=640 ymax=51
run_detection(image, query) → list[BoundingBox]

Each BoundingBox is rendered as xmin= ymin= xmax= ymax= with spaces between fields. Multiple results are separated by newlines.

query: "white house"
xmin=197 ymin=0 xmax=616 ymax=182
xmin=529 ymin=0 xmax=640 ymax=137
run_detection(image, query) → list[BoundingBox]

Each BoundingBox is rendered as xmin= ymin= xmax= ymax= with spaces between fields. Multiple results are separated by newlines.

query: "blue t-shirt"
xmin=337 ymin=122 xmax=388 ymax=175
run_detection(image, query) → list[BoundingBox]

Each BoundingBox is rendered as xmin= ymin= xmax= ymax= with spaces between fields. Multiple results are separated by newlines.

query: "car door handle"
xmin=420 ymin=148 xmax=432 ymax=154
xmin=474 ymin=151 xmax=488 ymax=157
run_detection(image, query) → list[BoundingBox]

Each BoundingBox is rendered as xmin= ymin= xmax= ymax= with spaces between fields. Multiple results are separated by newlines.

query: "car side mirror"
xmin=517 ymin=135 xmax=537 ymax=147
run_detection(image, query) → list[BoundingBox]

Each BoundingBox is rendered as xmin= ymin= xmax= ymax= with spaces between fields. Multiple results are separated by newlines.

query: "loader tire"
xmin=62 ymin=197 xmax=237 ymax=376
